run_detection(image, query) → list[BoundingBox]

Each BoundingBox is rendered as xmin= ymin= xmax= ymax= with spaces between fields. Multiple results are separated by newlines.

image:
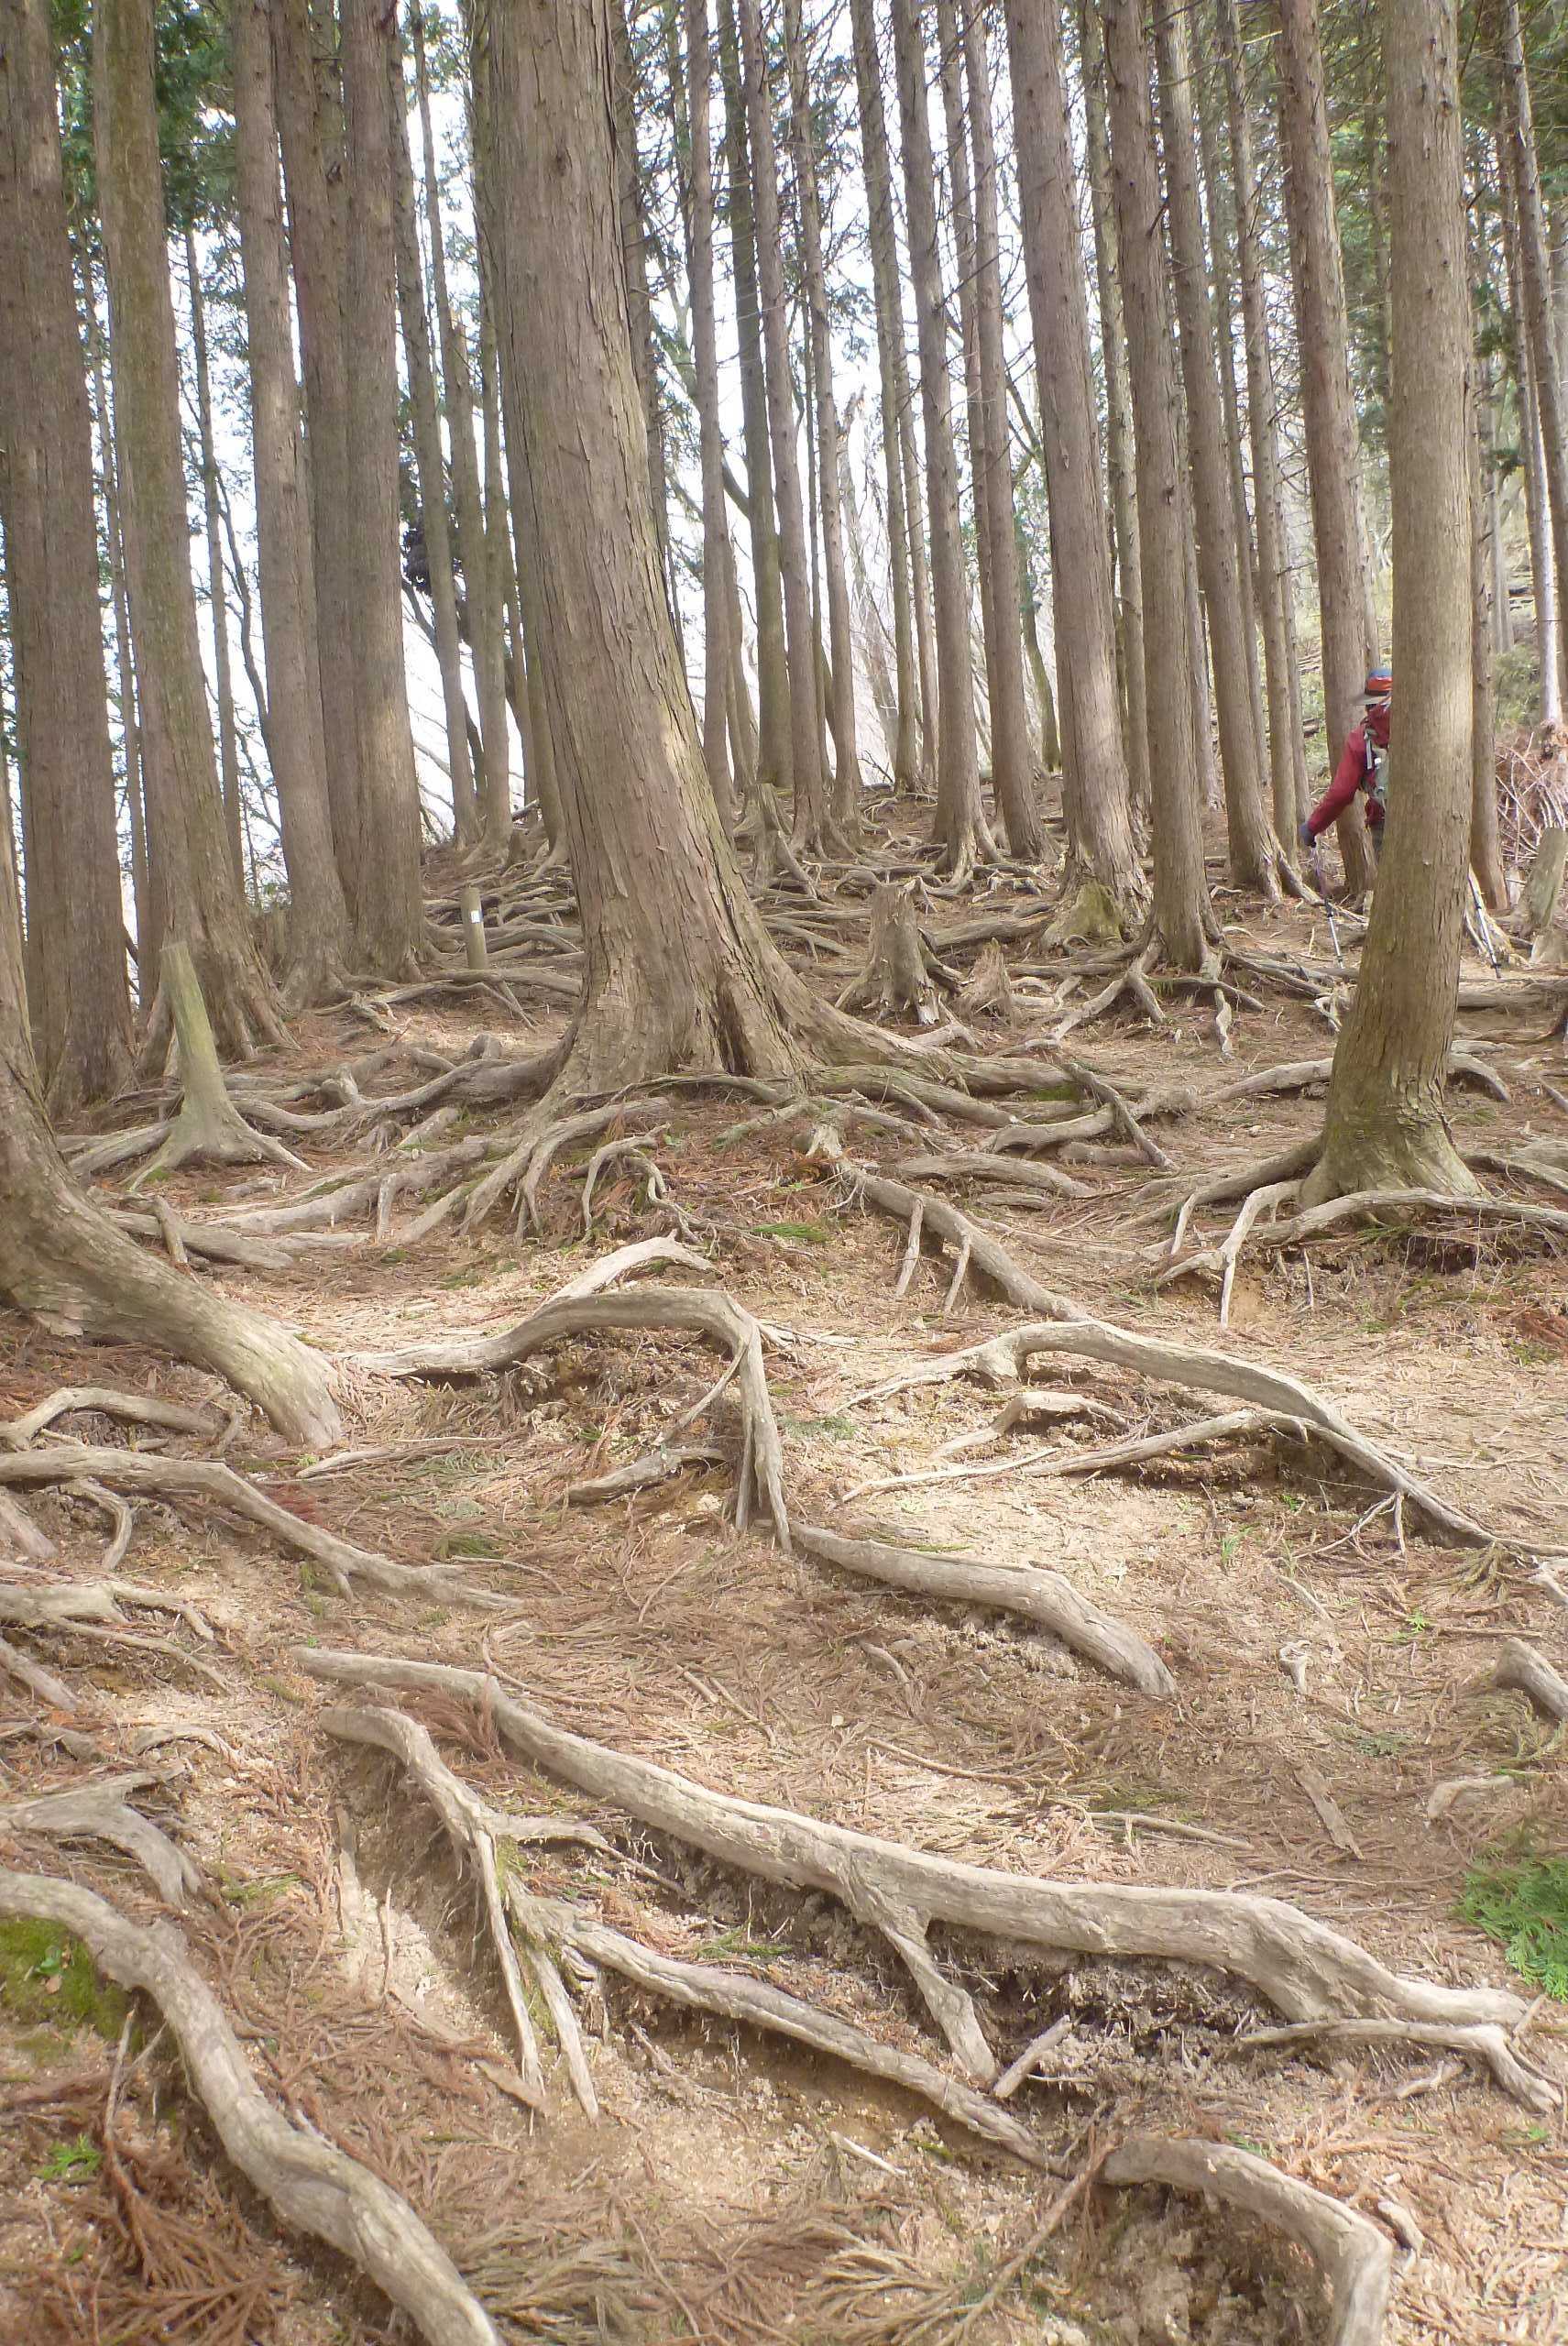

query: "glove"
xmin=1297 ymin=820 xmax=1317 ymax=851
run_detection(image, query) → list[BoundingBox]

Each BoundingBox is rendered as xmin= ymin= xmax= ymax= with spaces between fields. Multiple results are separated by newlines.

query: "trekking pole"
xmin=1468 ymin=871 xmax=1503 ymax=979
xmin=1310 ymin=844 xmax=1346 ymax=974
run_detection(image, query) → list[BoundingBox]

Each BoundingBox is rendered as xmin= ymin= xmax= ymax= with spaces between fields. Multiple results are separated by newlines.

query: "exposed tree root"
xmin=0 ymin=1774 xmax=200 ymax=1908
xmin=1493 ymin=1637 xmax=1568 ymax=1723
xmin=0 ymin=1448 xmax=500 ymax=1605
xmin=0 ymin=1870 xmax=500 ymax=2346
xmin=0 ymin=1489 xmax=60 ymax=1560
xmin=124 ymin=947 xmax=309 ymax=1190
xmin=834 ymin=882 xmax=959 ymax=1026
xmin=843 ymin=1168 xmax=1080 ymax=1318
xmin=298 ymin=1650 xmax=1533 ymax=2105
xmin=895 ymin=1150 xmax=1092 ymax=1204
xmin=1235 ymin=2016 xmax=1560 ymax=2115
xmin=794 ymin=1523 xmax=1174 ymax=1697
xmin=0 ymin=1629 xmax=80 ymax=1712
xmin=0 ymin=1387 xmax=222 ymax=1450
xmin=323 ymin=1698 xmax=1047 ymax=2165
xmin=1100 ymin=2138 xmax=1394 ymax=2346
xmin=845 ymin=1319 xmax=1550 ymax=1559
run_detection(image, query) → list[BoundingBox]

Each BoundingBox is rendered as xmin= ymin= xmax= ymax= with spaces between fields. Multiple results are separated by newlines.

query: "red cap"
xmin=1364 ymin=667 xmax=1393 ymax=700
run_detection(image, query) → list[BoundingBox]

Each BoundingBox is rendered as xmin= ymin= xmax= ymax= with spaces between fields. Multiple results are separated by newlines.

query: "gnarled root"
xmin=126 ymin=946 xmax=307 ymax=1190
xmin=1493 ymin=1637 xmax=1568 ymax=1723
xmin=0 ymin=1775 xmax=199 ymax=1908
xmin=0 ymin=1870 xmax=499 ymax=2346
xmin=1101 ymin=2138 xmax=1394 ymax=2346
xmin=298 ymin=1650 xmax=1535 ymax=2110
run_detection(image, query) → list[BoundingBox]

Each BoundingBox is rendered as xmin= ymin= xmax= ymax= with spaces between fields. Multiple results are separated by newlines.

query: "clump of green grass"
xmin=0 ymin=1921 xmax=129 ymax=2038
xmin=1460 ymin=1854 xmax=1568 ymax=2001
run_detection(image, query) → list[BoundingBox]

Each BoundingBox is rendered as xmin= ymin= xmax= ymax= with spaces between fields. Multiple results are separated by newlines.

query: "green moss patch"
xmin=1460 ymin=1854 xmax=1568 ymax=2001
xmin=0 ymin=1921 xmax=129 ymax=2039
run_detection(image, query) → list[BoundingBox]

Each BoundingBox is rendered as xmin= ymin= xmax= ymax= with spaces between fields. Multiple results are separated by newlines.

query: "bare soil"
xmin=2 ymin=839 xmax=1565 ymax=2345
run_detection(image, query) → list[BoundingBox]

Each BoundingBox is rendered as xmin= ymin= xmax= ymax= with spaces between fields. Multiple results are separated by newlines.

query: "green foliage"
xmin=0 ymin=1922 xmax=129 ymax=2039
xmin=751 ymin=1219 xmax=833 ymax=1244
xmin=1460 ymin=1853 xmax=1568 ymax=2001
xmin=37 ymin=2134 xmax=103 ymax=2184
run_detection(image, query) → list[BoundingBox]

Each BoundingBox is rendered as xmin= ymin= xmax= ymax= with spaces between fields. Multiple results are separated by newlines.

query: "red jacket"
xmin=1305 ymin=703 xmax=1391 ymax=839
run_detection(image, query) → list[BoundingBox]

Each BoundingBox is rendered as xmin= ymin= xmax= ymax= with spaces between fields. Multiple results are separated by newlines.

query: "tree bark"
xmin=1496 ymin=124 xmax=1559 ymax=726
xmin=1216 ymin=0 xmax=1309 ymax=840
xmin=1303 ymin=0 xmax=1478 ymax=1205
xmin=388 ymin=30 xmax=477 ymax=850
xmin=271 ymin=0 xmax=362 ymax=898
xmin=738 ymin=0 xmax=828 ymax=850
xmin=94 ymin=0 xmax=282 ymax=1058
xmin=784 ymin=0 xmax=862 ymax=839
xmin=674 ymin=2 xmax=735 ymax=834
xmin=1004 ymin=0 xmax=1138 ymax=915
xmin=1277 ymin=0 xmax=1376 ymax=895
xmin=1470 ymin=384 xmax=1508 ymax=911
xmin=848 ymin=0 xmax=920 ymax=792
xmin=959 ymin=2 xmax=1040 ymax=860
xmin=0 ymin=0 xmax=134 ymax=1110
xmin=337 ymin=0 xmax=424 ymax=970
xmin=411 ymin=8 xmax=510 ymax=853
xmin=1102 ymin=0 xmax=1209 ymax=970
xmin=487 ymin=0 xmax=875 ymax=1090
xmin=891 ymin=0 xmax=985 ymax=876
xmin=1077 ymin=0 xmax=1149 ymax=827
xmin=231 ymin=0 xmax=352 ymax=1004
xmin=610 ymin=0 xmax=676 ymax=623
xmin=0 ymin=806 xmax=340 ymax=1446
xmin=82 ymin=266 xmax=151 ymax=969
xmin=1501 ymin=0 xmax=1568 ymax=730
xmin=184 ymin=230 xmax=246 ymax=900
xmin=1155 ymin=3 xmax=1276 ymax=894
xmin=716 ymin=0 xmax=792 ymax=817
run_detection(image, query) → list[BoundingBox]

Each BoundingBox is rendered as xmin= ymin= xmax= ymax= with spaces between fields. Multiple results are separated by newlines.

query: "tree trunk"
xmin=1303 ymin=0 xmax=1478 ymax=1205
xmin=1277 ymin=0 xmax=1376 ymax=895
xmin=337 ymin=0 xmax=424 ymax=971
xmin=610 ymin=0 xmax=676 ymax=624
xmin=94 ymin=0 xmax=282 ymax=1058
xmin=1077 ymin=0 xmax=1150 ymax=827
xmin=716 ymin=0 xmax=791 ymax=817
xmin=676 ymin=0 xmax=736 ymax=834
xmin=738 ymin=0 xmax=827 ymax=850
xmin=784 ymin=0 xmax=861 ymax=839
xmin=0 ymin=0 xmax=133 ymax=1109
xmin=1216 ymin=0 xmax=1309 ymax=841
xmin=83 ymin=267 xmax=151 ymax=970
xmin=1155 ymin=3 xmax=1276 ymax=894
xmin=959 ymin=2 xmax=1040 ymax=861
xmin=184 ymin=230 xmax=245 ymax=900
xmin=1470 ymin=384 xmax=1508 ymax=911
xmin=1005 ymin=0 xmax=1138 ymax=915
xmin=411 ymin=9 xmax=510 ymax=854
xmin=231 ymin=0 xmax=352 ymax=1004
xmin=1501 ymin=0 xmax=1568 ymax=734
xmin=1102 ymin=0 xmax=1208 ymax=970
xmin=890 ymin=0 xmax=984 ymax=876
xmin=848 ymin=0 xmax=920 ymax=792
xmin=388 ymin=31 xmax=477 ymax=850
xmin=0 ymin=810 xmax=340 ymax=1446
xmin=486 ymin=0 xmax=872 ymax=1089
xmin=1496 ymin=125 xmax=1558 ymax=726
xmin=271 ymin=0 xmax=363 ymax=900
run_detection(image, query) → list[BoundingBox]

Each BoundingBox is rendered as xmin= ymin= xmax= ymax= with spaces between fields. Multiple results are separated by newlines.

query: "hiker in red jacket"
xmin=1298 ymin=667 xmax=1393 ymax=859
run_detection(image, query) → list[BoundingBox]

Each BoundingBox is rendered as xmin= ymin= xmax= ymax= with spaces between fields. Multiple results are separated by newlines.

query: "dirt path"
xmin=2 ymin=861 xmax=1564 ymax=2344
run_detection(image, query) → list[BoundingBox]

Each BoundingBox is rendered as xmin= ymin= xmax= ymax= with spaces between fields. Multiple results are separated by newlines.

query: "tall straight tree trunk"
xmin=94 ymin=0 xmax=281 ymax=1057
xmin=903 ymin=384 xmax=940 ymax=785
xmin=1501 ymin=0 xmax=1568 ymax=723
xmin=1496 ymin=126 xmax=1558 ymax=725
xmin=717 ymin=0 xmax=791 ymax=817
xmin=682 ymin=0 xmax=736 ymax=834
xmin=388 ymin=31 xmax=477 ymax=849
xmin=184 ymin=231 xmax=245 ymax=898
xmin=784 ymin=0 xmax=861 ymax=838
xmin=413 ymin=8 xmax=509 ymax=852
xmin=960 ymin=1 xmax=1040 ymax=860
xmin=337 ymin=0 xmax=424 ymax=970
xmin=848 ymin=0 xmax=919 ymax=791
xmin=1078 ymin=0 xmax=1149 ymax=825
xmin=485 ymin=0 xmax=882 ymax=1090
xmin=1277 ymin=0 xmax=1376 ymax=894
xmin=1217 ymin=0 xmax=1309 ymax=839
xmin=271 ymin=0 xmax=361 ymax=897
xmin=610 ymin=0 xmax=675 ymax=619
xmin=1154 ymin=3 xmax=1275 ymax=893
xmin=1304 ymin=0 xmax=1477 ymax=1204
xmin=0 ymin=0 xmax=133 ymax=1108
xmin=891 ymin=0 xmax=984 ymax=876
xmin=738 ymin=0 xmax=827 ymax=849
xmin=1470 ymin=387 xmax=1507 ymax=910
xmin=231 ymin=0 xmax=351 ymax=1003
xmin=933 ymin=0 xmax=994 ymax=774
xmin=1004 ymin=0 xmax=1138 ymax=917
xmin=1103 ymin=0 xmax=1208 ymax=970
xmin=83 ymin=269 xmax=151 ymax=963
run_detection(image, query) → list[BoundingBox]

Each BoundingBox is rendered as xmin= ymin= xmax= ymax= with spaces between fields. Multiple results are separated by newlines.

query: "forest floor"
xmin=1 ymin=815 xmax=1566 ymax=2345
